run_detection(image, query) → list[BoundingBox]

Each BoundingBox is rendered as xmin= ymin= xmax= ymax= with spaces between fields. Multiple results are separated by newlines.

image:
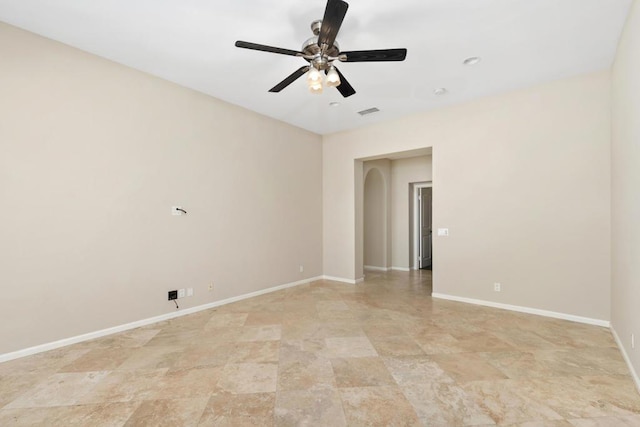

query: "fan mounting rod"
xmin=302 ymin=20 xmax=340 ymax=70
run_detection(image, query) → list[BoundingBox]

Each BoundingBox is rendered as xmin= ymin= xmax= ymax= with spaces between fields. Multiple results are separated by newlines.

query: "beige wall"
xmin=0 ymin=23 xmax=323 ymax=355
xmin=324 ymin=71 xmax=611 ymax=321
xmin=612 ymin=0 xmax=640 ymax=381
xmin=391 ymin=156 xmax=433 ymax=270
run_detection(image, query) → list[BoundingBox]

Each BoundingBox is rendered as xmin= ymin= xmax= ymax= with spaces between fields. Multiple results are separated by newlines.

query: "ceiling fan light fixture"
xmin=307 ymin=66 xmax=322 ymax=84
xmin=309 ymin=81 xmax=323 ymax=94
xmin=234 ymin=0 xmax=407 ymax=97
xmin=326 ymin=66 xmax=341 ymax=87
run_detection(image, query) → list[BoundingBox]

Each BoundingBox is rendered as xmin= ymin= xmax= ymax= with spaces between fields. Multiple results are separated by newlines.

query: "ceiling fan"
xmin=234 ymin=0 xmax=407 ymax=97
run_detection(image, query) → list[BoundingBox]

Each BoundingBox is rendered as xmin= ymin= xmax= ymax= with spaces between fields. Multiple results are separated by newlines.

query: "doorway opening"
xmin=356 ymin=148 xmax=432 ymax=282
xmin=411 ymin=182 xmax=433 ymax=270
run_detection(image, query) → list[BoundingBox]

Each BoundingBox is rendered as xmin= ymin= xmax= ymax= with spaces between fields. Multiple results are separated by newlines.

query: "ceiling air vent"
xmin=357 ymin=107 xmax=380 ymax=116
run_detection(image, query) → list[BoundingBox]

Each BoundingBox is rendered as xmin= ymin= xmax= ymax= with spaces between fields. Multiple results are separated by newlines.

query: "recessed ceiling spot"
xmin=433 ymin=88 xmax=448 ymax=96
xmin=329 ymin=102 xmax=341 ymax=107
xmin=358 ymin=107 xmax=380 ymax=116
xmin=463 ymin=56 xmax=482 ymax=66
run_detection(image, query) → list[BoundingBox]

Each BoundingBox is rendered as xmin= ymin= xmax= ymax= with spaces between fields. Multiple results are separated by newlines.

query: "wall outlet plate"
xmin=168 ymin=290 xmax=178 ymax=300
xmin=494 ymin=283 xmax=501 ymax=292
xmin=187 ymin=288 xmax=194 ymax=297
xmin=178 ymin=289 xmax=186 ymax=298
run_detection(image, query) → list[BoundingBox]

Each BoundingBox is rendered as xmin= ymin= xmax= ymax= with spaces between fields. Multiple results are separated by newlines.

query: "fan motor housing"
xmin=302 ymin=20 xmax=340 ymax=70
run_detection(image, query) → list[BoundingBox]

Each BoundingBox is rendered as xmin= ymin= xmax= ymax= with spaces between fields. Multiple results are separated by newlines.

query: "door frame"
xmin=412 ymin=181 xmax=433 ymax=270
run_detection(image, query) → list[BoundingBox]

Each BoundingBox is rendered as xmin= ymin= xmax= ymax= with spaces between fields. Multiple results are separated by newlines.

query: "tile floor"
xmin=1 ymin=270 xmax=639 ymax=426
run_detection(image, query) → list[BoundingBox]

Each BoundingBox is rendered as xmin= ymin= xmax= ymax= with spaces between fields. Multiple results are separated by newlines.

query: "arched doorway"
xmin=363 ymin=167 xmax=387 ymax=270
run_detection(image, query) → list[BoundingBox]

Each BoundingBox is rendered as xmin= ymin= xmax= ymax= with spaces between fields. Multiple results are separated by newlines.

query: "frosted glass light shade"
xmin=326 ymin=66 xmax=340 ymax=87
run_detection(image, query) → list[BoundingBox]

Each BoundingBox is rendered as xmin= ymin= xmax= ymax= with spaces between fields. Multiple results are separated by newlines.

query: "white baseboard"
xmin=364 ymin=266 xmax=390 ymax=272
xmin=0 ymin=275 xmax=324 ymax=364
xmin=321 ymin=275 xmax=357 ymax=284
xmin=355 ymin=277 xmax=365 ymax=284
xmin=431 ymin=293 xmax=610 ymax=328
xmin=363 ymin=266 xmax=411 ymax=272
xmin=611 ymin=326 xmax=640 ymax=394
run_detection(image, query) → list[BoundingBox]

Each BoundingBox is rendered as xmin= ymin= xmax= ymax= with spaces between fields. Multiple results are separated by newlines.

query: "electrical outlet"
xmin=178 ymin=289 xmax=186 ymax=298
xmin=187 ymin=288 xmax=193 ymax=297
xmin=299 ymin=265 xmax=304 ymax=273
xmin=494 ymin=283 xmax=501 ymax=292
xmin=208 ymin=283 xmax=214 ymax=292
xmin=168 ymin=290 xmax=178 ymax=300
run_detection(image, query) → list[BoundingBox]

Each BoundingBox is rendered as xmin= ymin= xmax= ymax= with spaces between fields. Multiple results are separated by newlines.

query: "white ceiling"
xmin=0 ymin=0 xmax=632 ymax=135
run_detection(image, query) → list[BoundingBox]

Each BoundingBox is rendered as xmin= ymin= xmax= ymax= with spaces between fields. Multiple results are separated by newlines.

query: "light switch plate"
xmin=437 ymin=228 xmax=449 ymax=237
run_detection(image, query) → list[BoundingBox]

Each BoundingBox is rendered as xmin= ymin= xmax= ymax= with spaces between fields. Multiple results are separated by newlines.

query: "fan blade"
xmin=269 ymin=66 xmax=310 ymax=93
xmin=235 ymin=41 xmax=302 ymax=57
xmin=340 ymin=48 xmax=407 ymax=62
xmin=332 ymin=66 xmax=355 ymax=98
xmin=318 ymin=0 xmax=349 ymax=49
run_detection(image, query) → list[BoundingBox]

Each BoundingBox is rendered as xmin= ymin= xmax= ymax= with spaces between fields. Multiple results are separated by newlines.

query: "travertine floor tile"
xmin=0 ymin=402 xmax=140 ymax=426
xmin=78 ymin=369 xmax=169 ymax=404
xmin=5 ymin=371 xmax=109 ymax=408
xmin=383 ymin=355 xmax=455 ymax=385
xmin=324 ymin=336 xmax=378 ymax=358
xmin=204 ymin=313 xmax=248 ymax=328
xmin=277 ymin=341 xmax=336 ymax=391
xmin=275 ymin=386 xmax=346 ymax=427
xmin=462 ymin=379 xmax=564 ymax=425
xmin=1 ymin=270 xmax=638 ymax=425
xmin=339 ymin=385 xmax=421 ymax=426
xmin=515 ymin=421 xmax=575 ymax=426
xmin=401 ymin=382 xmax=494 ymax=426
xmin=330 ymin=357 xmax=396 ymax=388
xmin=0 ymin=373 xmax=43 ymax=409
xmin=0 ymin=348 xmax=89 ymax=376
xmin=431 ymin=353 xmax=509 ymax=383
xmin=368 ymin=334 xmax=426 ymax=356
xmin=217 ymin=363 xmax=278 ymax=394
xmin=59 ymin=347 xmax=135 ymax=372
xmin=151 ymin=366 xmax=224 ymax=399
xmin=480 ymin=351 xmax=558 ymax=379
xmin=116 ymin=345 xmax=183 ymax=371
xmin=124 ymin=398 xmax=209 ymax=427
xmin=237 ymin=325 xmax=282 ymax=342
xmin=524 ymin=375 xmax=640 ymax=419
xmin=197 ymin=392 xmax=275 ymax=426
xmin=568 ymin=415 xmax=640 ymax=426
xmin=74 ymin=329 xmax=161 ymax=350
